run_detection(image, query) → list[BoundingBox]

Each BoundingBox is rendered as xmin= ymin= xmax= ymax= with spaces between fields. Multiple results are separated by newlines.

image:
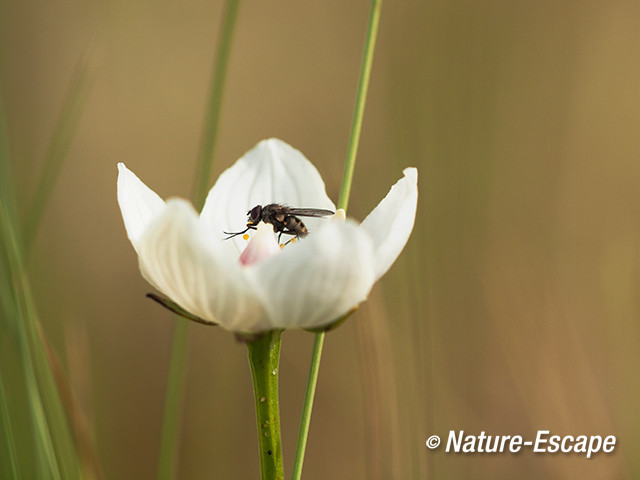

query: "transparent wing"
xmin=287 ymin=208 xmax=334 ymax=218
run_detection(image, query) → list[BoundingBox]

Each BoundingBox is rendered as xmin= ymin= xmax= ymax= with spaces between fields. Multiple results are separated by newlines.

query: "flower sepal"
xmin=146 ymin=293 xmax=218 ymax=326
xmin=304 ymin=305 xmax=359 ymax=334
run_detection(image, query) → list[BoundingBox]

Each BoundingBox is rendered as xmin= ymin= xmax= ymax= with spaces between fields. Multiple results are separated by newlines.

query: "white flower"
xmin=117 ymin=138 xmax=418 ymax=333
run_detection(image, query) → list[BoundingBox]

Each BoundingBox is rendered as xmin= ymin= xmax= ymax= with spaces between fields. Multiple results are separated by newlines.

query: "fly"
xmin=224 ymin=203 xmax=334 ymax=242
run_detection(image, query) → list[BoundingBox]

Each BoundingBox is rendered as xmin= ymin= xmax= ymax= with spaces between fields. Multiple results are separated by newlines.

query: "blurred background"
xmin=2 ymin=0 xmax=640 ymax=478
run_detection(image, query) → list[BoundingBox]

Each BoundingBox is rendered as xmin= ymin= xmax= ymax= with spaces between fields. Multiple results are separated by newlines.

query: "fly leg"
xmin=278 ymin=229 xmax=299 ymax=245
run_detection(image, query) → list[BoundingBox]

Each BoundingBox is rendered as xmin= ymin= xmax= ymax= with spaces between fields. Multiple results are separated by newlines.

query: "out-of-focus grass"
xmin=2 ymin=1 xmax=639 ymax=479
xmin=22 ymin=58 xmax=92 ymax=257
xmin=0 ymin=105 xmax=82 ymax=478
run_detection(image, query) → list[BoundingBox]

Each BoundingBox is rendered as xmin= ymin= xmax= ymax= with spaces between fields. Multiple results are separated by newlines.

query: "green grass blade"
xmin=293 ymin=1 xmax=383 ymax=479
xmin=22 ymin=56 xmax=92 ymax=256
xmin=0 ymin=369 xmax=20 ymax=479
xmin=337 ymin=0 xmax=382 ymax=212
xmin=155 ymin=322 xmax=189 ymax=480
xmin=1 ymin=93 xmax=82 ymax=480
xmin=0 ymin=199 xmax=63 ymax=480
xmin=192 ymin=0 xmax=241 ymax=210
xmin=157 ymin=3 xmax=242 ymax=479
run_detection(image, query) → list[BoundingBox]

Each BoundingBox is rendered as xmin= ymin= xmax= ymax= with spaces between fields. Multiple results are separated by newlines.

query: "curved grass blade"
xmin=23 ymin=55 xmax=93 ymax=256
xmin=1 ymin=92 xmax=83 ymax=480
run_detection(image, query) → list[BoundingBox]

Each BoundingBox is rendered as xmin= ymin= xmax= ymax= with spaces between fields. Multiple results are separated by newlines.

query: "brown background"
xmin=2 ymin=0 xmax=640 ymax=478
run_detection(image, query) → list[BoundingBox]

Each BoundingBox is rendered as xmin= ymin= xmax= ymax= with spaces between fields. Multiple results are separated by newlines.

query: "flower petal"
xmin=248 ymin=220 xmax=375 ymax=329
xmin=360 ymin=168 xmax=418 ymax=280
xmin=137 ymin=198 xmax=268 ymax=332
xmin=117 ymin=163 xmax=166 ymax=253
xmin=200 ymin=138 xmax=336 ymax=253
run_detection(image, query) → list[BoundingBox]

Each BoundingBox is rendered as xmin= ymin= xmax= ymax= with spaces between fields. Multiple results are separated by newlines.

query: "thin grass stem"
xmin=290 ymin=332 xmax=324 ymax=480
xmin=192 ymin=0 xmax=241 ymax=210
xmin=23 ymin=58 xmax=92 ymax=256
xmin=337 ymin=0 xmax=382 ymax=212
xmin=0 ymin=374 xmax=20 ymax=479
xmin=156 ymin=2 xmax=242 ymax=479
xmin=156 ymin=321 xmax=190 ymax=480
xmin=1 ymin=97 xmax=80 ymax=479
xmin=0 ymin=194 xmax=74 ymax=480
xmin=292 ymin=1 xmax=383 ymax=479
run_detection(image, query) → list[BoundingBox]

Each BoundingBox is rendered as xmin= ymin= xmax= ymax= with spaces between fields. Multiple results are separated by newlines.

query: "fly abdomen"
xmin=284 ymin=216 xmax=308 ymax=237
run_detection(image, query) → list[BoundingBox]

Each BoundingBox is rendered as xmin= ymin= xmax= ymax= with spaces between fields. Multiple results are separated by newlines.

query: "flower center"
xmin=238 ymin=222 xmax=281 ymax=266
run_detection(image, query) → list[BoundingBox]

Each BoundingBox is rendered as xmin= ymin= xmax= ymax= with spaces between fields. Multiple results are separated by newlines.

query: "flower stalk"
xmin=247 ymin=330 xmax=284 ymax=480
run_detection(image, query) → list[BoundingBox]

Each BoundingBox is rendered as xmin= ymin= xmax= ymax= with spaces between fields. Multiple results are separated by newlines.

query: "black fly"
xmin=224 ymin=203 xmax=334 ymax=242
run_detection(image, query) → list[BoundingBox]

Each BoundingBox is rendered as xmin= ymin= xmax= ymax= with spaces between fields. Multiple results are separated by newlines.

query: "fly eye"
xmin=248 ymin=205 xmax=262 ymax=224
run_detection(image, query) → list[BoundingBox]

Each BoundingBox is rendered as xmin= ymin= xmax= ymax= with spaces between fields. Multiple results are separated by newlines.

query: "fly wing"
xmin=287 ymin=208 xmax=335 ymax=218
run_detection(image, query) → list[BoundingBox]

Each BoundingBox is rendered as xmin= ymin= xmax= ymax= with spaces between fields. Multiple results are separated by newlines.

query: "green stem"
xmin=290 ymin=332 xmax=324 ymax=480
xmin=0 ymin=373 xmax=19 ymax=479
xmin=156 ymin=2 xmax=241 ymax=478
xmin=23 ymin=58 xmax=91 ymax=256
xmin=193 ymin=0 xmax=241 ymax=210
xmin=1 ymin=98 xmax=80 ymax=479
xmin=292 ymin=1 xmax=382 ymax=479
xmin=337 ymin=0 xmax=382 ymax=212
xmin=155 ymin=321 xmax=189 ymax=480
xmin=247 ymin=331 xmax=284 ymax=480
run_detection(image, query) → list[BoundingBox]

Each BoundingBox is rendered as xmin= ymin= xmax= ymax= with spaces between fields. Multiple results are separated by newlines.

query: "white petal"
xmin=117 ymin=163 xmax=166 ymax=253
xmin=360 ymin=168 xmax=418 ymax=280
xmin=200 ymin=138 xmax=336 ymax=253
xmin=137 ymin=198 xmax=268 ymax=332
xmin=249 ymin=220 xmax=375 ymax=329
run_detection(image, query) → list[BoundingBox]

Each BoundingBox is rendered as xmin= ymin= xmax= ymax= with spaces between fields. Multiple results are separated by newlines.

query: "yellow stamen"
xmin=290 ymin=238 xmax=297 ymax=244
xmin=243 ymin=234 xmax=250 ymax=241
